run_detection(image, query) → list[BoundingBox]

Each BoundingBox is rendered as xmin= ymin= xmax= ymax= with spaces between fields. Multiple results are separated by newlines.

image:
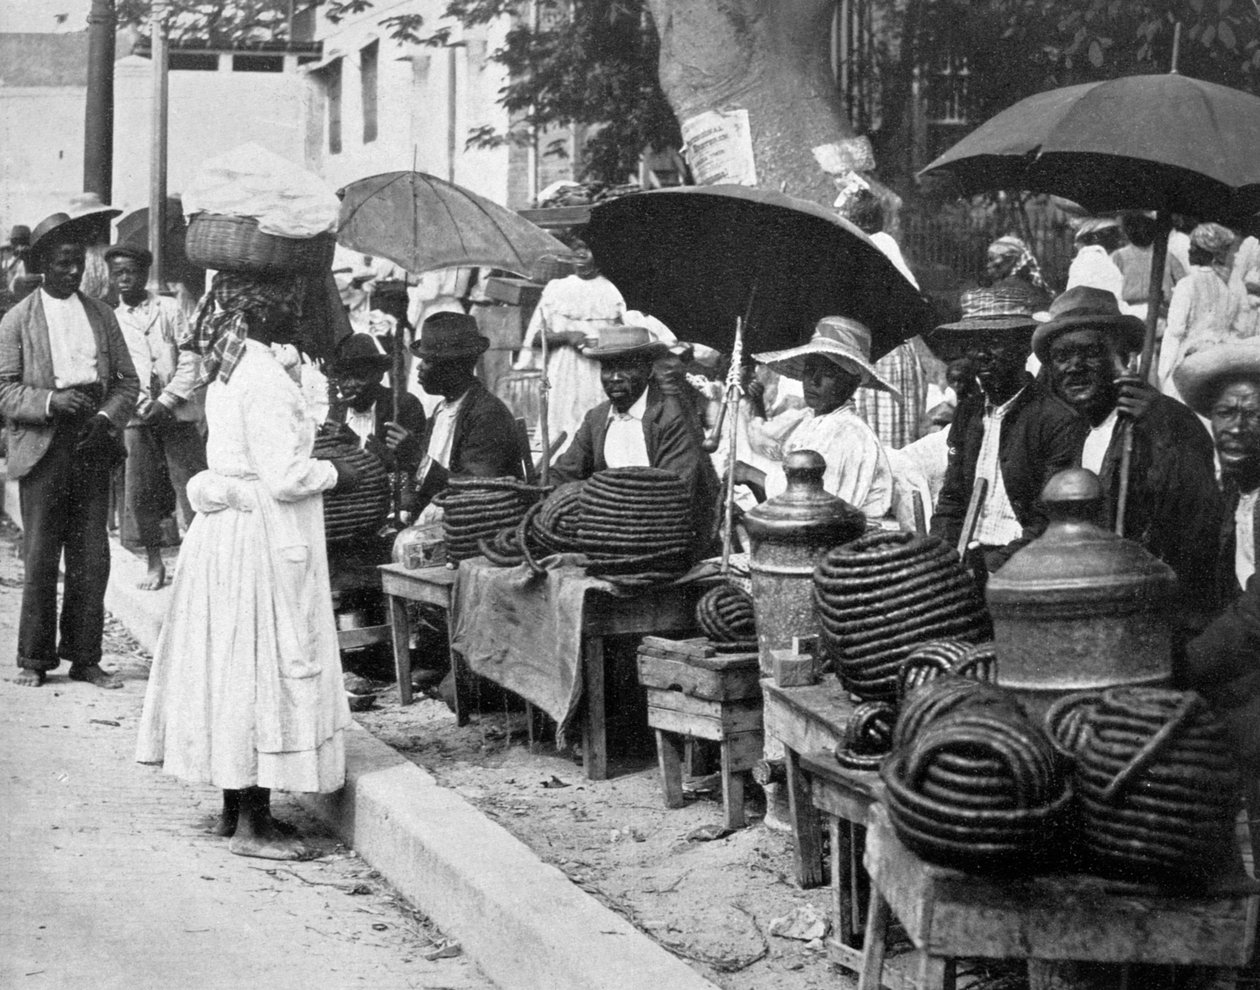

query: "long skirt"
xmin=136 ymin=472 xmax=350 ymax=793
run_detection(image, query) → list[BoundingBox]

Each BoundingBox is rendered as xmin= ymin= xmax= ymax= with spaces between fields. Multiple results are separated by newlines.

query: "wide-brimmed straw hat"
xmin=1031 ymin=286 xmax=1146 ymax=362
xmin=28 ymin=211 xmax=107 ymax=269
xmin=935 ymin=283 xmax=1039 ymax=334
xmin=754 ymin=316 xmax=901 ymax=397
xmin=1173 ymin=340 xmax=1260 ymax=417
xmin=584 ymin=324 xmax=671 ymax=361
xmin=332 ymin=332 xmax=392 ymax=374
xmin=409 ymin=311 xmax=489 ymax=360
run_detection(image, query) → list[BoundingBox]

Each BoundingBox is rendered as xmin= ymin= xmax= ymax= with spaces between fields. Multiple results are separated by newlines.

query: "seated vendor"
xmin=1173 ymin=340 xmax=1260 ymax=606
xmin=551 ymin=323 xmax=720 ymax=546
xmin=742 ymin=316 xmax=897 ymax=519
xmin=386 ymin=312 xmax=522 ymax=510
xmin=330 ymin=332 xmax=426 ymax=484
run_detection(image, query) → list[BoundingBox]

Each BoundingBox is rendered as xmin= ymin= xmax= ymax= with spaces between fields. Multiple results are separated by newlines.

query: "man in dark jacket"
xmin=329 ymin=332 xmax=426 ymax=482
xmin=551 ymin=324 xmax=720 ymax=552
xmin=930 ymin=285 xmax=1085 ymax=574
xmin=387 ymin=312 xmax=523 ymax=510
xmin=1038 ymin=286 xmax=1222 ymax=629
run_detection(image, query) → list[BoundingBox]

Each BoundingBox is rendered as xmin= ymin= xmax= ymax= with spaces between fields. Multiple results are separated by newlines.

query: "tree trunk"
xmin=646 ymin=0 xmax=860 ymax=208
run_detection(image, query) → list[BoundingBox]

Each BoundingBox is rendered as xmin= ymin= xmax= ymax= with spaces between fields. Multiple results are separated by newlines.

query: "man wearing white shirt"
xmin=106 ymin=244 xmax=207 ymax=591
xmin=1037 ymin=286 xmax=1221 ymax=629
xmin=0 ymin=211 xmax=139 ymax=688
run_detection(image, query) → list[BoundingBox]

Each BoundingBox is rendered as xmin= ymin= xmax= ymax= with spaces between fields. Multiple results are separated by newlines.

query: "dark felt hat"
xmin=8 ymin=225 xmax=30 ymax=246
xmin=332 ymin=332 xmax=392 ymax=374
xmin=1031 ymin=286 xmax=1146 ymax=362
xmin=410 ymin=311 xmax=489 ymax=360
xmin=104 ymin=243 xmax=153 ymax=268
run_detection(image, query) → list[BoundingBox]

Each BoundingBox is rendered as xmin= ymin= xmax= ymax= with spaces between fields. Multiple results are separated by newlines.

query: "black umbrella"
xmin=584 ymin=185 xmax=932 ymax=362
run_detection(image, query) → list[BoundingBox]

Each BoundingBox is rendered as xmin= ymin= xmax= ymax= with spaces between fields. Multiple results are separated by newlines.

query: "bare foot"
xmin=10 ymin=669 xmax=45 ymax=687
xmin=227 ymin=834 xmax=308 ymax=860
xmin=68 ymin=664 xmax=123 ymax=689
xmin=138 ymin=549 xmax=166 ymax=590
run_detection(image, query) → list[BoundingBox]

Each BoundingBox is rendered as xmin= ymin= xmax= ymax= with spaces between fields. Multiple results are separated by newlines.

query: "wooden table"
xmin=760 ymin=678 xmax=856 ymax=887
xmin=858 ymin=802 xmax=1258 ymax=990
xmin=796 ymin=751 xmax=883 ymax=984
xmin=379 ymin=562 xmax=699 ymax=780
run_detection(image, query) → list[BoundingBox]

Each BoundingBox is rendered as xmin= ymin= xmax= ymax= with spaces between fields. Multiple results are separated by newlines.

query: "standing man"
xmin=387 ymin=312 xmax=523 ymax=512
xmin=106 ymin=244 xmax=207 ymax=590
xmin=1036 ymin=286 xmax=1221 ymax=630
xmin=930 ymin=286 xmax=1085 ymax=575
xmin=0 ymin=211 xmax=139 ymax=688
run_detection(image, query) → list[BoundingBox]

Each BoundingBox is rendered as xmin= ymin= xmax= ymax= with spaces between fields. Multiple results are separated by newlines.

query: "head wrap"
xmin=988 ymin=235 xmax=1051 ymax=294
xmin=1190 ymin=222 xmax=1235 ymax=262
xmin=189 ymin=270 xmax=306 ymax=385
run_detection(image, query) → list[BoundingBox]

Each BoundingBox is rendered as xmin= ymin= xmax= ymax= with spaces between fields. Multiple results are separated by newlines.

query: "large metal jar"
xmin=986 ymin=468 xmax=1175 ymax=716
xmin=744 ymin=450 xmax=866 ymax=676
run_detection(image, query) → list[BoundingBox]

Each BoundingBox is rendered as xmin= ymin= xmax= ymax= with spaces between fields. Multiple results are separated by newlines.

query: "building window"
xmin=361 ymin=41 xmax=379 ymax=144
xmin=328 ymin=58 xmax=343 ymax=155
xmin=169 ymin=52 xmax=218 ymax=71
xmin=232 ymin=54 xmax=284 ymax=73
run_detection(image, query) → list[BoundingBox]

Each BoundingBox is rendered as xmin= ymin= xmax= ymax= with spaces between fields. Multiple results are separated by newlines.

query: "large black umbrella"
xmin=584 ymin=185 xmax=933 ymax=362
xmin=920 ymin=73 xmax=1260 ymax=224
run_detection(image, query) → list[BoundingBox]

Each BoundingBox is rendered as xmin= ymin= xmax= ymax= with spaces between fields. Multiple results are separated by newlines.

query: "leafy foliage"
xmin=115 ymin=1 xmax=322 ymax=48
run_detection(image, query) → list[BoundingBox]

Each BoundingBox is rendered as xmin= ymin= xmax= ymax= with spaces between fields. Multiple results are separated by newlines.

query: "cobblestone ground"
xmin=0 ymin=522 xmax=494 ymax=990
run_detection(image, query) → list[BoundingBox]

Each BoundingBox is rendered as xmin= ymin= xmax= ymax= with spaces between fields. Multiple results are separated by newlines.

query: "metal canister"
xmin=743 ymin=450 xmax=866 ymax=676
xmin=985 ymin=468 xmax=1176 ymax=716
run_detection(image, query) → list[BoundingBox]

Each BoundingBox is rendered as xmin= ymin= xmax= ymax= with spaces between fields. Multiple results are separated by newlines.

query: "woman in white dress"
xmin=137 ymin=272 xmax=358 ymax=860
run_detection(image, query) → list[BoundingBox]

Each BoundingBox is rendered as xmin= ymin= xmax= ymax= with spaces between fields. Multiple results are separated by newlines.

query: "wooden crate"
xmin=636 ymin=635 xmax=760 ymax=702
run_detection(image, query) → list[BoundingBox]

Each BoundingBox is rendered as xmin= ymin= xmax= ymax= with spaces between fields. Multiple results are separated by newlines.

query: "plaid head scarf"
xmin=988 ymin=235 xmax=1052 ymax=294
xmin=187 ymin=270 xmax=306 ymax=385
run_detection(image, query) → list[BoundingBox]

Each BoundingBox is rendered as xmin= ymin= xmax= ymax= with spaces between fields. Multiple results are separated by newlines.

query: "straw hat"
xmin=584 ymin=324 xmax=671 ymax=361
xmin=754 ymin=316 xmax=901 ymax=397
xmin=935 ymin=283 xmax=1039 ymax=334
xmin=1173 ymin=341 xmax=1260 ymax=417
xmin=1031 ymin=286 xmax=1146 ymax=362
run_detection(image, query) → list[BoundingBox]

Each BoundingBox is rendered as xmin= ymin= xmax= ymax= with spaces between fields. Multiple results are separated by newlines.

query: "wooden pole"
xmin=148 ymin=1 xmax=170 ymax=293
xmin=392 ymin=320 xmax=405 ymax=525
xmin=720 ymin=318 xmax=745 ymax=575
xmin=83 ymin=0 xmax=116 ymax=203
xmin=1114 ymin=213 xmax=1170 ymax=535
xmin=539 ymin=315 xmax=551 ymax=486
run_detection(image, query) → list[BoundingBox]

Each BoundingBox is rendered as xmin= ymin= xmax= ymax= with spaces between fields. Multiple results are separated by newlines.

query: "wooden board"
xmin=761 ymin=678 xmax=856 ymax=756
xmin=798 ymin=750 xmax=879 ymax=827
xmin=863 ymin=803 xmax=1257 ymax=967
xmin=646 ymin=693 xmax=763 ymax=740
xmin=636 ymin=653 xmax=761 ymax=701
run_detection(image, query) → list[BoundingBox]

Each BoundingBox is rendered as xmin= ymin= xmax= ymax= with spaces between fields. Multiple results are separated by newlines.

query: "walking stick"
xmin=391 ymin=318 xmax=405 ymax=527
xmin=538 ymin=318 xmax=551 ymax=486
xmin=957 ymin=477 xmax=989 ymax=559
xmin=720 ymin=318 xmax=745 ymax=575
xmin=1114 ymin=212 xmax=1170 ymax=536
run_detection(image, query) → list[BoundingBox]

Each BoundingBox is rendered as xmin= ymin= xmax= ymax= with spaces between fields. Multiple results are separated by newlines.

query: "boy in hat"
xmin=0 ymin=210 xmax=139 ymax=687
xmin=330 ymin=332 xmax=426 ymax=484
xmin=929 ymin=286 xmax=1085 ymax=574
xmin=106 ymin=243 xmax=207 ymax=590
xmin=1038 ymin=285 xmax=1221 ymax=627
xmin=551 ymin=323 xmax=720 ymax=550
xmin=387 ymin=312 xmax=522 ymax=510
xmin=747 ymin=316 xmax=896 ymax=519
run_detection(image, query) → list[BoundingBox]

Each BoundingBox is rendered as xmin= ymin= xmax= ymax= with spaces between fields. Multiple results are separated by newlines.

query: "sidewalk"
xmin=0 ymin=531 xmax=493 ymax=990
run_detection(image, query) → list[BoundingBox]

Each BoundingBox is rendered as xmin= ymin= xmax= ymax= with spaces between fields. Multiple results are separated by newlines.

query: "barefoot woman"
xmin=137 ymin=272 xmax=358 ymax=859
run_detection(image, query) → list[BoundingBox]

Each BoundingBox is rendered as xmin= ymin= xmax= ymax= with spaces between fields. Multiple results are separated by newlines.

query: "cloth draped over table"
xmin=451 ymin=556 xmax=618 ymax=740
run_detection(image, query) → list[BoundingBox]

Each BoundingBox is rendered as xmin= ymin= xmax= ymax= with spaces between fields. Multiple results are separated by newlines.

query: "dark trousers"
xmin=17 ymin=427 xmax=113 ymax=672
xmin=122 ymin=419 xmax=207 ymax=548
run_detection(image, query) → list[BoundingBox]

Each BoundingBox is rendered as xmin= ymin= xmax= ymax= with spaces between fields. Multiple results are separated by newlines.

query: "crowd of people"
xmin=6 ymin=189 xmax=1260 ymax=859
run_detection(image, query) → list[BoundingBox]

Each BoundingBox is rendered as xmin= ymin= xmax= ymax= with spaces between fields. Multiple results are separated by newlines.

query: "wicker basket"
xmin=186 ymin=213 xmax=335 ymax=274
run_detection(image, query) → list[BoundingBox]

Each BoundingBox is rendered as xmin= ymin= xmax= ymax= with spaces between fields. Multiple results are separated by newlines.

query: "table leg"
xmin=856 ymin=887 xmax=889 ymax=990
xmin=655 ymin=730 xmax=685 ymax=808
xmin=449 ymin=642 xmax=471 ymax=727
xmin=914 ymin=952 xmax=949 ymax=990
xmin=720 ymin=740 xmax=746 ymax=829
xmin=387 ymin=594 xmax=413 ymax=706
xmin=784 ymin=748 xmax=826 ymax=888
xmin=831 ymin=817 xmax=855 ymax=945
xmin=582 ymin=635 xmax=608 ymax=781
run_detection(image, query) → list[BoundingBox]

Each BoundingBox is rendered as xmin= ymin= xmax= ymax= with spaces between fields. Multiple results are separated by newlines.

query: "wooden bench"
xmin=637 ymin=636 xmax=762 ymax=829
xmin=858 ymin=802 xmax=1259 ymax=990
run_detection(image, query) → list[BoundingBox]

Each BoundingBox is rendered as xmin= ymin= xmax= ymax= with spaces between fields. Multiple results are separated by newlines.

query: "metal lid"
xmin=987 ymin=468 xmax=1176 ymax=608
xmin=743 ymin=450 xmax=866 ymax=543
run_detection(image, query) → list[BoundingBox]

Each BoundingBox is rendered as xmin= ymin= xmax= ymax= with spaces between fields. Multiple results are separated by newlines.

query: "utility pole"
xmin=149 ymin=1 xmax=171 ymax=291
xmin=83 ymin=0 xmax=117 ymax=201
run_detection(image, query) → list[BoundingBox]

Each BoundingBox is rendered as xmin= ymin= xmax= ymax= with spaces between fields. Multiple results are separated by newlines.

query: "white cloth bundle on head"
xmin=183 ymin=143 xmax=339 ymax=238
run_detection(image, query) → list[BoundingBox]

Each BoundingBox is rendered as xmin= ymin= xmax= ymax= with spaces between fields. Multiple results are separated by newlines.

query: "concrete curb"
xmin=68 ymin=511 xmax=722 ymax=990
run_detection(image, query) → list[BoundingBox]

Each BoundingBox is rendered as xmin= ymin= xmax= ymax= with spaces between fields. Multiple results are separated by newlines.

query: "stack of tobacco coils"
xmin=897 ymin=640 xmax=997 ymax=701
xmin=312 ymin=427 xmax=391 ymax=543
xmin=1043 ymin=691 xmax=1105 ymax=762
xmin=479 ymin=481 xmax=584 ymax=571
xmin=882 ymin=678 xmax=1069 ymax=872
xmin=833 ymin=701 xmax=896 ymax=771
xmin=1075 ymin=687 xmax=1238 ymax=884
xmin=432 ymin=477 xmax=548 ymax=563
xmin=813 ymin=532 xmax=991 ymax=700
xmin=696 ymin=583 xmax=757 ymax=651
xmin=576 ymin=467 xmax=694 ymax=583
